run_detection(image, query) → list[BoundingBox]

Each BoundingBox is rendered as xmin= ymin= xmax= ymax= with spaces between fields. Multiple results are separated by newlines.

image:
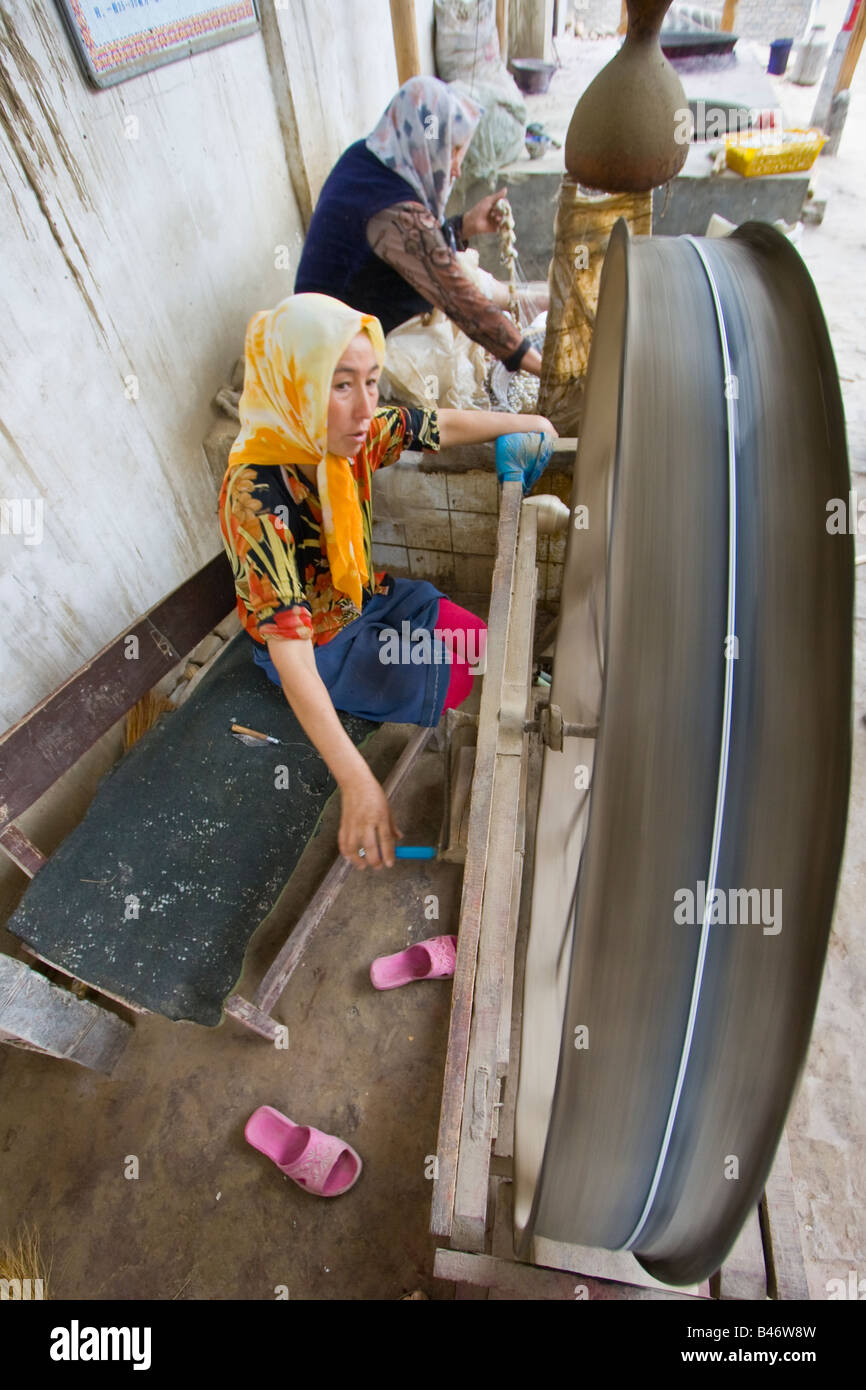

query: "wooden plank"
xmin=837 ymin=0 xmax=866 ymax=94
xmin=494 ymin=738 xmax=543 ymax=1159
xmin=16 ymin=943 xmax=149 ymax=1016
xmin=0 ymin=825 xmax=47 ymax=877
xmin=450 ymin=498 xmax=538 ymax=1249
xmin=0 ymin=554 xmax=235 ymax=829
xmin=0 ymin=954 xmax=131 ymax=1075
xmin=435 ymin=1249 xmax=702 ymax=1301
xmin=531 ymin=1235 xmax=709 ymax=1298
xmin=258 ymin=4 xmax=314 ymax=228
xmin=389 ymin=0 xmax=421 ymax=84
xmin=714 ymin=1205 xmax=767 ymax=1300
xmin=720 ymin=1 xmax=739 ymax=33
xmin=760 ymin=1129 xmax=810 ymax=1300
xmin=452 ymin=754 xmax=523 ymax=1250
xmin=223 ymin=994 xmax=284 ymax=1042
xmin=431 ymin=483 xmax=524 ymax=1238
xmin=247 ymin=726 xmax=433 ymax=1018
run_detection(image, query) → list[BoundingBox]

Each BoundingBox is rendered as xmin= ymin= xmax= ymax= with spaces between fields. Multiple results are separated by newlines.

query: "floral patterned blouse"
xmin=219 ymin=405 xmax=439 ymax=647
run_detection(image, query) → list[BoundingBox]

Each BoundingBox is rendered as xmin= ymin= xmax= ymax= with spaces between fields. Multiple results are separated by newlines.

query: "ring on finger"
xmin=357 ymin=847 xmax=366 ymax=859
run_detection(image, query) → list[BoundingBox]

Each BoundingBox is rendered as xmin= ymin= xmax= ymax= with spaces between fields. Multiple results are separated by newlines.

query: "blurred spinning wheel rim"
xmin=513 ymin=219 xmax=853 ymax=1285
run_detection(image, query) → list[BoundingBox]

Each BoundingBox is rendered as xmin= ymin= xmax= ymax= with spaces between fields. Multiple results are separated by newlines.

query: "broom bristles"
xmin=0 ymin=1224 xmax=50 ymax=1296
xmin=123 ymin=691 xmax=175 ymax=751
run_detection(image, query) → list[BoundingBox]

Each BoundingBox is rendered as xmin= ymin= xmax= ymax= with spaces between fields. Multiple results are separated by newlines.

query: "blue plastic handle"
xmin=394 ymin=845 xmax=437 ymax=859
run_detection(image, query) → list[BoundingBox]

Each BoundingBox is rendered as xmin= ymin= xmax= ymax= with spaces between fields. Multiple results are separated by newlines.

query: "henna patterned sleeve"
xmin=367 ymin=202 xmax=530 ymax=369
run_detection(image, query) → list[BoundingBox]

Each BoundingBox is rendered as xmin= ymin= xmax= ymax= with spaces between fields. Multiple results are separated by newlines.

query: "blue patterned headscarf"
xmin=365 ymin=76 xmax=482 ymax=225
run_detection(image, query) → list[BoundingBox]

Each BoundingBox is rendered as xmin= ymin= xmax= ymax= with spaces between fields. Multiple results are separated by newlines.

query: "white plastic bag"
xmin=434 ymin=0 xmax=527 ymax=181
xmin=378 ymin=249 xmax=493 ymax=410
xmin=434 ymin=0 xmax=502 ymax=82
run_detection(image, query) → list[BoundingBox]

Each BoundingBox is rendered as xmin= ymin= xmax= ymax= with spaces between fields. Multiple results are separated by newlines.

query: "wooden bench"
xmin=0 ymin=556 xmax=235 ymax=1070
xmin=0 ymin=554 xmax=432 ymax=1071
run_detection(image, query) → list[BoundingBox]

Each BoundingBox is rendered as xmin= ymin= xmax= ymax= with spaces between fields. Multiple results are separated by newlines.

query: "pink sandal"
xmin=370 ymin=935 xmax=459 ymax=991
xmin=245 ymin=1106 xmax=362 ymax=1197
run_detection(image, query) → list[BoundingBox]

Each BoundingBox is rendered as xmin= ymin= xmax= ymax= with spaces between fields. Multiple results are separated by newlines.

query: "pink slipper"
xmin=370 ymin=935 xmax=459 ymax=991
xmin=245 ymin=1106 xmax=362 ymax=1197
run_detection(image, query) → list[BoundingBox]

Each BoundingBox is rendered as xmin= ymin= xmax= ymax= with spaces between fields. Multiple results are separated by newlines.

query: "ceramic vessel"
xmin=564 ymin=0 xmax=692 ymax=192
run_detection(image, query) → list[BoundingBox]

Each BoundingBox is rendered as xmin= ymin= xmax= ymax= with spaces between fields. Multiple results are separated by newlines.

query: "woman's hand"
xmin=266 ymin=633 xmax=402 ymax=872
xmin=338 ymin=766 xmax=403 ymax=870
xmin=462 ymin=186 xmax=509 ymax=239
xmin=495 ymin=431 xmax=558 ymax=493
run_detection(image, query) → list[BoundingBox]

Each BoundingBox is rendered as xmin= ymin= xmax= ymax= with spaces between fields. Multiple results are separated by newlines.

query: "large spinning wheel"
xmin=514 ymin=221 xmax=853 ymax=1286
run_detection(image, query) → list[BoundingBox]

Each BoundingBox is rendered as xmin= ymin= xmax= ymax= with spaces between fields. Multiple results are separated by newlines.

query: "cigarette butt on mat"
xmin=230 ymin=722 xmax=280 ymax=745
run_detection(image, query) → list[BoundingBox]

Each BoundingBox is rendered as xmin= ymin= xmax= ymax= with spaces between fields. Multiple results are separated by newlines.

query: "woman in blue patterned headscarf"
xmin=295 ymin=76 xmax=542 ymax=377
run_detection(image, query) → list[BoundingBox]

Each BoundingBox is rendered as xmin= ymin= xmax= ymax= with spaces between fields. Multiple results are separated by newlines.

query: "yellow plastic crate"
xmin=725 ymin=129 xmax=826 ymax=177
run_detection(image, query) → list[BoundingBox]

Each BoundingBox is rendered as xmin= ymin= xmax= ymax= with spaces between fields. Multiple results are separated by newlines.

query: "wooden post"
xmin=836 ymin=0 xmax=866 ymax=93
xmin=257 ymin=2 xmax=314 ymax=228
xmin=496 ymin=0 xmax=509 ymax=61
xmin=720 ymin=0 xmax=739 ymax=33
xmin=618 ymin=2 xmax=628 ymax=35
xmin=390 ymin=0 xmax=421 ymax=85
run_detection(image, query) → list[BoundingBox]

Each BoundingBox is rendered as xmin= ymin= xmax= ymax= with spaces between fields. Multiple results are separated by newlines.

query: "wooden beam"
xmin=836 ymin=0 xmax=866 ymax=93
xmin=431 ymin=483 xmax=524 ymax=1239
xmin=0 ymin=554 xmax=235 ymax=830
xmin=0 ymin=955 xmax=132 ymax=1075
xmin=720 ymin=0 xmax=739 ymax=33
xmin=390 ymin=0 xmax=421 ymax=85
xmin=226 ymin=726 xmax=434 ymax=1031
xmin=434 ymin=1249 xmax=702 ymax=1300
xmin=618 ymin=2 xmax=628 ymax=36
xmin=0 ymin=825 xmax=46 ymax=878
xmin=258 ymin=1 xmax=314 ymax=228
xmin=496 ymin=0 xmax=509 ymax=61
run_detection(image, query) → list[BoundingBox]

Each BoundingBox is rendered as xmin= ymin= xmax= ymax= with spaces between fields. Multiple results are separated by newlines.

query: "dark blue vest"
xmin=294 ymin=141 xmax=435 ymax=335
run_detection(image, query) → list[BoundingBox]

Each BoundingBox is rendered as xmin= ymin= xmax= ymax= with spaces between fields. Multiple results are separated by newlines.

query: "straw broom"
xmin=0 ymin=1224 xmax=51 ymax=1297
xmin=123 ymin=691 xmax=176 ymax=752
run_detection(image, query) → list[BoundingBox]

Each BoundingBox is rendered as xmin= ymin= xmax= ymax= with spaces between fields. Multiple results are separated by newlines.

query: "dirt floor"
xmin=1 ymin=31 xmax=864 ymax=1305
xmin=0 ymin=705 xmax=476 ymax=1301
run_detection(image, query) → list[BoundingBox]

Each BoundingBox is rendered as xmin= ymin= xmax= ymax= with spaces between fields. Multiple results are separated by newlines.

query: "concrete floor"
xmin=764 ymin=55 xmax=866 ymax=1302
xmin=0 ymin=710 xmax=474 ymax=1300
xmin=2 ymin=34 xmax=865 ymax=1306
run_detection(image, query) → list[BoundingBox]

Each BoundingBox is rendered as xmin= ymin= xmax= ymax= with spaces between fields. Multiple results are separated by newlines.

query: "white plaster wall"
xmin=0 ymin=4 xmax=299 ymax=728
xmin=0 ymin=0 xmax=439 ymax=730
xmin=276 ymin=0 xmax=437 ymax=203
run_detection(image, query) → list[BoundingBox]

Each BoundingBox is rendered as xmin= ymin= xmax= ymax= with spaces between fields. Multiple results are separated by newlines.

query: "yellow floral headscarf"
xmin=228 ymin=293 xmax=386 ymax=610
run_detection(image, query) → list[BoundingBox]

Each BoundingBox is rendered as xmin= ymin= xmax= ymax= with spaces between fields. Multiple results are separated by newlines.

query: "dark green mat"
xmin=6 ymin=635 xmax=376 ymax=1025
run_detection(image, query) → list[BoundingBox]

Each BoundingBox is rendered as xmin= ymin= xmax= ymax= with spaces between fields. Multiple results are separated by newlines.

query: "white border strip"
xmin=619 ymin=238 xmax=739 ymax=1251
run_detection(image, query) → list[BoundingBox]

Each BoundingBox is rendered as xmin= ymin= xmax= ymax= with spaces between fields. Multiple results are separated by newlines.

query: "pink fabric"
xmin=436 ymin=599 xmax=487 ymax=711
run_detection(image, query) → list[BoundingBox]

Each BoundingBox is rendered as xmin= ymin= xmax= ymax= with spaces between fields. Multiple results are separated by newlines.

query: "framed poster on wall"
xmin=56 ymin=0 xmax=260 ymax=89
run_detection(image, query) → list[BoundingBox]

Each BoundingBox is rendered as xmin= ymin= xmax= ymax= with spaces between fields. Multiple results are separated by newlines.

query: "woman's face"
xmin=327 ymin=333 xmax=381 ymax=457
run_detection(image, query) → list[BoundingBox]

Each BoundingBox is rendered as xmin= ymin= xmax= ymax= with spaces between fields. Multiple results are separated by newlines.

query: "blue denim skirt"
xmin=251 ymin=577 xmax=449 ymax=726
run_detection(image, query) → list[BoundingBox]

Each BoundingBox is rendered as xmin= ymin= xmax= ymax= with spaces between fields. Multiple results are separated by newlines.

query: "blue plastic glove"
xmin=495 ymin=432 xmax=555 ymax=495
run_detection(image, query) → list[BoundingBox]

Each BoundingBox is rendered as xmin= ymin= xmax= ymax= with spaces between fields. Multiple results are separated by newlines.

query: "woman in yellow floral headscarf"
xmin=219 ymin=292 xmax=555 ymax=870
